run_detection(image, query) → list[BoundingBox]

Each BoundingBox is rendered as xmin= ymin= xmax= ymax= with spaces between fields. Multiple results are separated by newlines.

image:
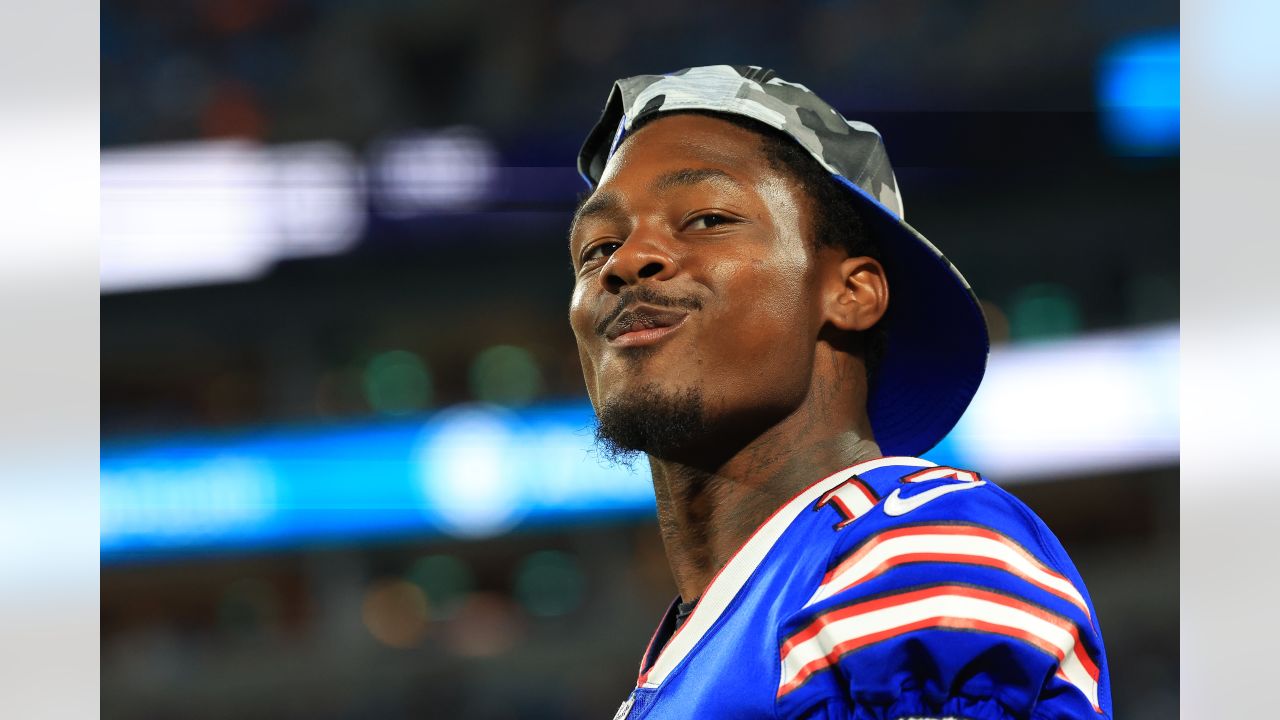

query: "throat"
xmin=648 ymin=434 xmax=880 ymax=602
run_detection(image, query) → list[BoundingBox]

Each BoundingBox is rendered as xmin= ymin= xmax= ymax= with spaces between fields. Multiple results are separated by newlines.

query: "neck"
xmin=647 ymin=408 xmax=880 ymax=603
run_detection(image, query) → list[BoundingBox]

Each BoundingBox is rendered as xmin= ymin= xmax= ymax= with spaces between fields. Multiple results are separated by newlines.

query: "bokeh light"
xmin=1098 ymin=31 xmax=1180 ymax=156
xmin=1008 ymin=283 xmax=1082 ymax=341
xmin=443 ymin=592 xmax=524 ymax=658
xmin=412 ymin=404 xmax=529 ymax=538
xmin=406 ymin=554 xmax=474 ymax=620
xmin=514 ymin=550 xmax=586 ymax=618
xmin=371 ymin=128 xmax=498 ymax=216
xmin=468 ymin=345 xmax=543 ymax=406
xmin=363 ymin=350 xmax=432 ymax=416
xmin=361 ymin=578 xmax=431 ymax=649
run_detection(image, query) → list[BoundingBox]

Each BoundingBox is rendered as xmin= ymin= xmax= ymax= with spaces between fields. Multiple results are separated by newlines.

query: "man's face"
xmin=568 ymin=114 xmax=827 ymax=454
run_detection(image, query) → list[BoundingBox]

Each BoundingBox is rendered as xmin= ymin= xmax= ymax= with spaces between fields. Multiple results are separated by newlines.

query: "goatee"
xmin=593 ymin=383 xmax=708 ymax=466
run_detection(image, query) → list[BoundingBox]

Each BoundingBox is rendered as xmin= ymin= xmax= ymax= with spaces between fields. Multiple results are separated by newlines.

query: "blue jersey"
xmin=614 ymin=457 xmax=1111 ymax=720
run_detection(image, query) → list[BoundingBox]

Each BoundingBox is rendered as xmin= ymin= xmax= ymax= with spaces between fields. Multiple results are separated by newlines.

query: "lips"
xmin=604 ymin=306 xmax=689 ymax=345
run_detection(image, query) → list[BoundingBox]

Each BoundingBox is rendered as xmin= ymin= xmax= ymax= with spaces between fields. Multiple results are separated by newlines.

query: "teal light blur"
xmin=514 ymin=550 xmax=585 ymax=618
xmin=468 ymin=345 xmax=543 ymax=406
xmin=363 ymin=350 xmax=432 ymax=415
xmin=1009 ymin=284 xmax=1081 ymax=341
xmin=407 ymin=554 xmax=474 ymax=619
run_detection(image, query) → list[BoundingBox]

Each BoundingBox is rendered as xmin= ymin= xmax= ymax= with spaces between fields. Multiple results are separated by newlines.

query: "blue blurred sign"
xmin=101 ymin=404 xmax=655 ymax=561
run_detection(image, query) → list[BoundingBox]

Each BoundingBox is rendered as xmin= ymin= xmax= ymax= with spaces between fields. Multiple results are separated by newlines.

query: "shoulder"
xmin=774 ymin=460 xmax=1111 ymax=719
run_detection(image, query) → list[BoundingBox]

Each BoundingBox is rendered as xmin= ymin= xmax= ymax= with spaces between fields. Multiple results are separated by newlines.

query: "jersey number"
xmin=882 ymin=467 xmax=985 ymax=517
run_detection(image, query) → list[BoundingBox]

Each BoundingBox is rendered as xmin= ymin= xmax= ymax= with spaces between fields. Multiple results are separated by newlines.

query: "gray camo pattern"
xmin=585 ymin=64 xmax=904 ymax=218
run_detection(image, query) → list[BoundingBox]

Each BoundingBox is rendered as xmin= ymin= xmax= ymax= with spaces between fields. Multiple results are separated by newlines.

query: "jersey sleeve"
xmin=774 ymin=473 xmax=1110 ymax=720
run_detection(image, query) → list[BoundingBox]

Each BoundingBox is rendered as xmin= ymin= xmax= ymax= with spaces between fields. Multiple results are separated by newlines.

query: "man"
xmin=568 ymin=65 xmax=1111 ymax=719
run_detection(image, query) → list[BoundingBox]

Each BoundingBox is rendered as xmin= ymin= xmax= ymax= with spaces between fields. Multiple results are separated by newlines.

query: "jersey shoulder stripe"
xmin=804 ymin=521 xmax=1091 ymax=618
xmin=778 ymin=464 xmax=1109 ymax=717
xmin=777 ymin=582 xmax=1103 ymax=712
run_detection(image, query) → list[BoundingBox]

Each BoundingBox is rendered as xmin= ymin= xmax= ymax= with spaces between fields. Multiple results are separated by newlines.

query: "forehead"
xmin=594 ymin=113 xmax=775 ymax=189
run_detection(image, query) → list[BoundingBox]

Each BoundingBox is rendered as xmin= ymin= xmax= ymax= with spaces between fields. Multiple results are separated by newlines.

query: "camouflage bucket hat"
xmin=576 ymin=65 xmax=989 ymax=457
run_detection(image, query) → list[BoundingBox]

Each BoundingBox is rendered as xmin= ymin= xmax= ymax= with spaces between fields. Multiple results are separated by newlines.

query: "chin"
xmin=593 ymin=381 xmax=709 ymax=459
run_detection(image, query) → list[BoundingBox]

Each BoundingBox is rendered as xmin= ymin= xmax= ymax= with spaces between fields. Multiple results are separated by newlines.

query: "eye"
xmin=582 ymin=241 xmax=621 ymax=265
xmin=685 ymin=213 xmax=733 ymax=231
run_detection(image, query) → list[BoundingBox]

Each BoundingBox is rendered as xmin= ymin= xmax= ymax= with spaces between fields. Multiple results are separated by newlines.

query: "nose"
xmin=600 ymin=227 xmax=678 ymax=294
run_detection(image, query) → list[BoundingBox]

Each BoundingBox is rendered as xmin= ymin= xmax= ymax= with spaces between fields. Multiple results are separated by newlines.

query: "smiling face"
xmin=568 ymin=113 xmax=841 ymax=457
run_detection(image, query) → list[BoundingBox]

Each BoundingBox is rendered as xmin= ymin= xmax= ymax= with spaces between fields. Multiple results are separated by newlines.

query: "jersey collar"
xmin=636 ymin=455 xmax=936 ymax=688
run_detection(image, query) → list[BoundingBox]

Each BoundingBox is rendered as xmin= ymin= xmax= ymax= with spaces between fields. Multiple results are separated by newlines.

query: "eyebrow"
xmin=653 ymin=167 xmax=741 ymax=193
xmin=571 ymin=167 xmax=744 ymax=231
xmin=572 ymin=191 xmax=626 ymax=233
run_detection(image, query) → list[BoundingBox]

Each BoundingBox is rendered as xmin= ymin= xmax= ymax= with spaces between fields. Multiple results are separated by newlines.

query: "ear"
xmin=824 ymin=255 xmax=888 ymax=332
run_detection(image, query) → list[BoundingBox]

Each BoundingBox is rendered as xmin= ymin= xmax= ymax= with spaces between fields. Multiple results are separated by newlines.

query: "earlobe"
xmin=826 ymin=256 xmax=889 ymax=332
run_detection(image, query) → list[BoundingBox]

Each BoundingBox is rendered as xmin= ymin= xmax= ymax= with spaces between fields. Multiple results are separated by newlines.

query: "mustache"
xmin=594 ymin=285 xmax=703 ymax=337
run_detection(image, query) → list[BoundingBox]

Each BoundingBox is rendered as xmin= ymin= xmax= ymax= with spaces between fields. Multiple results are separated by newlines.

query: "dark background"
xmin=101 ymin=1 xmax=1178 ymax=718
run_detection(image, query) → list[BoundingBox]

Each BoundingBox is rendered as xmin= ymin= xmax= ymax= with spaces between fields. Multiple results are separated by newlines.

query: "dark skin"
xmin=568 ymin=114 xmax=890 ymax=604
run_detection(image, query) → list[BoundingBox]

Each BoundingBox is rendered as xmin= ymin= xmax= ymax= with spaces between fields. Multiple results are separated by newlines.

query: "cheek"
xmin=755 ymin=256 xmax=813 ymax=328
xmin=575 ymin=344 xmax=598 ymax=405
xmin=718 ymin=184 xmax=815 ymax=341
xmin=711 ymin=242 xmax=814 ymax=330
xmin=568 ymin=285 xmax=599 ymax=381
xmin=699 ymin=257 xmax=818 ymax=389
xmin=568 ymin=283 xmax=591 ymax=338
xmin=749 ymin=201 xmax=819 ymax=348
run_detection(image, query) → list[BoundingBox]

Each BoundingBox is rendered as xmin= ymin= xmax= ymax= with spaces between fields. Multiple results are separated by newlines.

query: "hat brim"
xmin=835 ymin=178 xmax=989 ymax=457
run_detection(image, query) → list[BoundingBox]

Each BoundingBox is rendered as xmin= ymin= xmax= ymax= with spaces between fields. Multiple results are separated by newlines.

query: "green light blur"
xmin=513 ymin=550 xmax=585 ymax=618
xmin=1009 ymin=283 xmax=1081 ymax=341
xmin=407 ymin=554 xmax=473 ymax=619
xmin=468 ymin=344 xmax=543 ymax=406
xmin=363 ymin=350 xmax=432 ymax=415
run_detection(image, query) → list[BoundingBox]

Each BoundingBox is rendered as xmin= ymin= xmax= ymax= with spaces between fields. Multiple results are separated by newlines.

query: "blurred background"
xmin=100 ymin=1 xmax=1178 ymax=718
